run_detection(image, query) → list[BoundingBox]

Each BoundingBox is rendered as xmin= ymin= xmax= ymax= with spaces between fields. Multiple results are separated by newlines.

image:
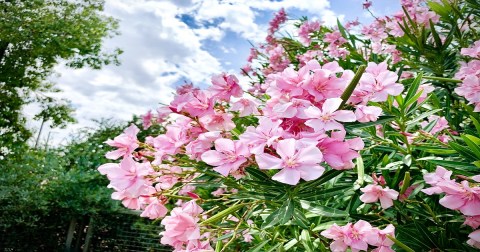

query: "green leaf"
xmin=425 ymin=159 xmax=478 ymax=175
xmin=283 ymin=239 xmax=298 ymax=251
xmin=404 ymin=73 xmax=423 ymax=108
xmin=300 ymin=230 xmax=315 ymax=252
xmin=340 ymin=65 xmax=366 ymax=108
xmin=299 ymin=169 xmax=343 ymax=192
xmin=461 ymin=134 xmax=480 ymax=160
xmin=406 ymin=109 xmax=442 ymax=125
xmin=262 ymin=199 xmax=295 ymax=229
xmin=386 ymin=235 xmax=415 ymax=252
xmin=336 ymin=18 xmax=348 ymax=39
xmin=399 ymin=172 xmax=411 ymax=195
xmin=449 ymin=142 xmax=478 ymax=161
xmin=300 ymin=200 xmax=348 ymax=218
xmin=246 ymin=240 xmax=270 ymax=252
xmin=356 ymin=156 xmax=365 ymax=186
xmin=201 ymin=203 xmax=246 ymax=225
xmin=471 ymin=116 xmax=480 ymax=135
xmin=293 ymin=209 xmax=310 ymax=229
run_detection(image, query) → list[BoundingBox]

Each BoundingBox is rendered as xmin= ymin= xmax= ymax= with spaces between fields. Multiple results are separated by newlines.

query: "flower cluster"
xmin=455 ymin=41 xmax=480 ymax=112
xmin=321 ymin=221 xmax=396 ymax=252
xmin=423 ymin=166 xmax=480 ymax=248
xmin=97 ymin=0 xmax=480 ymax=250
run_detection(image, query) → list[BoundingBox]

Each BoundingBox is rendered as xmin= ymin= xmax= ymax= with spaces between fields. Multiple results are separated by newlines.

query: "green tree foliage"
xmin=0 ymin=0 xmax=121 ymax=153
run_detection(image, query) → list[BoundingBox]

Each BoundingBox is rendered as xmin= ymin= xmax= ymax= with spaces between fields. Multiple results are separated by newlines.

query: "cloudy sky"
xmin=33 ymin=0 xmax=400 ymax=145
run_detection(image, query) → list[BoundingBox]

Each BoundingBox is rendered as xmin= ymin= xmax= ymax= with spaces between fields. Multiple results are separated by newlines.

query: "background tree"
xmin=0 ymin=0 xmax=121 ymax=155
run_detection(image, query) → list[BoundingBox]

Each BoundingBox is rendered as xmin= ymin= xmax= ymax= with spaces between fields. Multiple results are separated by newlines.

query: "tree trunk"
xmin=64 ymin=218 xmax=77 ymax=252
xmin=82 ymin=216 xmax=94 ymax=252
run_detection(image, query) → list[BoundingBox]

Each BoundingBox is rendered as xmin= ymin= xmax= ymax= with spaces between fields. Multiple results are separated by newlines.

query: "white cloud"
xmin=33 ymin=0 xmax=342 ymax=146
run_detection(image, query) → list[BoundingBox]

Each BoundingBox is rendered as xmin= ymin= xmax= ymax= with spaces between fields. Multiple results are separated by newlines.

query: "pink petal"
xmin=439 ymin=195 xmax=465 ymax=210
xmin=201 ymin=150 xmax=226 ymax=166
xmin=360 ymin=192 xmax=379 ymax=203
xmin=255 ymin=153 xmax=282 ymax=170
xmin=379 ymin=196 xmax=394 ymax=209
xmin=297 ymin=145 xmax=323 ymax=163
xmin=333 ymin=110 xmax=356 ymax=122
xmin=214 ymin=138 xmax=235 ymax=153
xmin=298 ymin=164 xmax=325 ymax=181
xmin=305 ymin=119 xmax=326 ymax=132
xmin=276 ymin=139 xmax=297 ymax=159
xmin=272 ymin=168 xmax=301 ymax=185
xmin=322 ymin=98 xmax=343 ymax=114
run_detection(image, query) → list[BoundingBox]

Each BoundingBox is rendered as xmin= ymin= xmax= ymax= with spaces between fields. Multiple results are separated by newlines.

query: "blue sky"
xmin=32 ymin=0 xmax=400 ymax=145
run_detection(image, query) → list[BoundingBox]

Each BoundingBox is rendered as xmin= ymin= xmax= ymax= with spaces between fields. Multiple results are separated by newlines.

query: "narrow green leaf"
xmin=312 ymin=220 xmax=348 ymax=231
xmin=300 ymin=200 xmax=348 ymax=218
xmin=356 ymin=156 xmax=365 ymax=186
xmin=340 ymin=65 xmax=366 ymax=108
xmin=247 ymin=240 xmax=270 ymax=252
xmin=461 ymin=134 xmax=480 ymax=160
xmin=425 ymin=159 xmax=478 ymax=175
xmin=449 ymin=142 xmax=478 ymax=161
xmin=283 ymin=239 xmax=298 ymax=251
xmin=201 ymin=203 xmax=246 ymax=225
xmin=300 ymin=230 xmax=315 ymax=252
xmin=399 ymin=172 xmax=411 ymax=195
xmin=404 ymin=73 xmax=423 ymax=107
xmin=386 ymin=235 xmax=415 ymax=252
xmin=299 ymin=169 xmax=343 ymax=192
xmin=407 ymin=109 xmax=442 ymax=125
xmin=470 ymin=116 xmax=480 ymax=135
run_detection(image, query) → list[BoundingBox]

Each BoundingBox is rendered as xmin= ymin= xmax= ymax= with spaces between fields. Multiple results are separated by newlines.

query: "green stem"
xmin=422 ymin=76 xmax=462 ymax=83
xmin=386 ymin=235 xmax=415 ymax=252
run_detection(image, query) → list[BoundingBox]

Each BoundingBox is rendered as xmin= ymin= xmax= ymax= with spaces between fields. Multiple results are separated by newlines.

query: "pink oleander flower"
xmin=302 ymin=68 xmax=348 ymax=102
xmin=420 ymin=115 xmax=449 ymax=134
xmin=98 ymin=158 xmax=154 ymax=197
xmin=321 ymin=220 xmax=377 ymax=252
xmin=422 ymin=166 xmax=454 ymax=195
xmin=209 ymin=73 xmax=243 ymax=101
xmin=355 ymin=105 xmax=382 ymax=123
xmin=230 ymin=98 xmax=261 ymax=117
xmin=464 ymin=215 xmax=480 ymax=229
xmin=298 ymin=20 xmax=321 ymax=45
xmin=354 ymin=62 xmax=403 ymax=103
xmin=199 ymin=111 xmax=236 ymax=132
xmin=141 ymin=198 xmax=168 ymax=219
xmin=160 ymin=201 xmax=203 ymax=249
xmin=156 ymin=106 xmax=172 ymax=123
xmin=255 ymin=138 xmax=325 ymax=185
xmin=239 ymin=117 xmax=284 ymax=154
xmin=437 ymin=180 xmax=480 ymax=216
xmin=105 ymin=124 xmax=140 ymax=160
xmin=268 ymin=8 xmax=287 ymax=35
xmin=417 ymin=84 xmax=435 ymax=104
xmin=171 ymin=90 xmax=215 ymax=117
xmin=201 ymin=138 xmax=249 ymax=177
xmin=363 ymin=0 xmax=372 ymax=9
xmin=360 ymin=184 xmax=399 ymax=209
xmin=185 ymin=131 xmax=222 ymax=161
xmin=181 ymin=240 xmax=213 ymax=252
xmin=152 ymin=125 xmax=190 ymax=157
xmin=473 ymin=175 xmax=480 ymax=182
xmin=318 ymin=136 xmax=361 ymax=170
xmin=141 ymin=110 xmax=153 ymax=129
xmin=461 ymin=40 xmax=480 ymax=58
xmin=467 ymin=230 xmax=480 ymax=249
xmin=455 ymin=75 xmax=480 ymax=112
xmin=305 ymin=98 xmax=356 ymax=132
xmin=371 ymin=225 xmax=395 ymax=252
xmin=211 ymin=188 xmax=225 ymax=197
xmin=273 ymin=98 xmax=312 ymax=119
xmin=176 ymin=83 xmax=199 ymax=95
